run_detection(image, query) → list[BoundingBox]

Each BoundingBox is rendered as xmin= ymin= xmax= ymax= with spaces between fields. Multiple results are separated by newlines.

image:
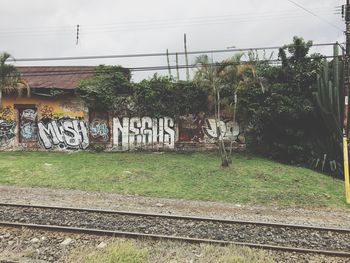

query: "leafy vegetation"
xmin=313 ymin=45 xmax=343 ymax=176
xmin=193 ymin=54 xmax=231 ymax=166
xmin=77 ymin=65 xmax=133 ymax=113
xmin=237 ymin=37 xmax=330 ymax=168
xmin=0 ymin=152 xmax=348 ymax=208
xmin=0 ymin=52 xmax=29 ymax=106
xmin=192 ymin=53 xmax=255 ymax=166
xmin=133 ymin=74 xmax=208 ymax=117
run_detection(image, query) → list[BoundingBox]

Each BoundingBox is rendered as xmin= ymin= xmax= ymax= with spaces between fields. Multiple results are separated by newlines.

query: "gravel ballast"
xmin=0 ymin=185 xmax=349 ymax=262
xmin=0 ymin=205 xmax=349 ymax=252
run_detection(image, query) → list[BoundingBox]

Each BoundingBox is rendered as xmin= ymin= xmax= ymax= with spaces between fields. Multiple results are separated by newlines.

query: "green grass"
xmin=69 ymin=239 xmax=274 ymax=263
xmin=0 ymin=151 xmax=348 ymax=208
xmin=84 ymin=241 xmax=148 ymax=263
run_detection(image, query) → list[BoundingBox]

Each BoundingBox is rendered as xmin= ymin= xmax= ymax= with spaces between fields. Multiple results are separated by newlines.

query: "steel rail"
xmin=0 ymin=202 xmax=349 ymax=233
xmin=0 ymin=221 xmax=349 ymax=258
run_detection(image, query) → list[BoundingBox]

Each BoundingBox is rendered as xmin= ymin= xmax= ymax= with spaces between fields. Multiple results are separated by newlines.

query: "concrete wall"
xmin=0 ymin=95 xmax=245 ymax=151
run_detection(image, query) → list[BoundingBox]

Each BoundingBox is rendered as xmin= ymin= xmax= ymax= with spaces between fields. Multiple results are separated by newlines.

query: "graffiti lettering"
xmin=38 ymin=118 xmax=89 ymax=150
xmin=20 ymin=109 xmax=38 ymax=141
xmin=113 ymin=117 xmax=175 ymax=150
xmin=0 ymin=120 xmax=16 ymax=147
xmin=21 ymin=109 xmax=36 ymax=121
xmin=90 ymin=119 xmax=109 ymax=142
xmin=203 ymin=119 xmax=239 ymax=140
xmin=20 ymin=122 xmax=37 ymax=139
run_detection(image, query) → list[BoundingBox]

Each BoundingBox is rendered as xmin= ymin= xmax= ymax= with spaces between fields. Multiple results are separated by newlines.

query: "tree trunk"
xmin=216 ymin=86 xmax=229 ymax=167
xmin=0 ymin=89 xmax=2 ymax=109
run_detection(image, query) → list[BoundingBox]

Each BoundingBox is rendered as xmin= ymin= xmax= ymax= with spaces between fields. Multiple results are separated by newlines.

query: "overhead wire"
xmin=285 ymin=0 xmax=343 ymax=32
xmin=0 ymin=8 xmax=340 ymax=37
xmin=8 ymin=42 xmax=338 ymax=62
xmin=18 ymin=55 xmax=339 ymax=76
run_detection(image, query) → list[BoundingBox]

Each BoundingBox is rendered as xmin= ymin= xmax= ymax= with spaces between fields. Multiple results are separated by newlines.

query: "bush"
xmin=133 ymin=74 xmax=208 ymax=118
xmin=237 ymin=37 xmax=324 ymax=166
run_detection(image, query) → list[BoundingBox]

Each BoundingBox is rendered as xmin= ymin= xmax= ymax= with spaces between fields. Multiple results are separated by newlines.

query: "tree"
xmin=77 ymin=65 xmax=133 ymax=114
xmin=194 ymin=54 xmax=230 ymax=167
xmin=219 ymin=54 xmax=257 ymax=155
xmin=238 ymin=37 xmax=324 ymax=165
xmin=0 ymin=52 xmax=29 ymax=108
xmin=193 ymin=54 xmax=257 ymax=166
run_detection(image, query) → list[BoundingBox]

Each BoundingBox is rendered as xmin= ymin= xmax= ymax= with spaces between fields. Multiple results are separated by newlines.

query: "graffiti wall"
xmin=179 ymin=114 xmax=242 ymax=143
xmin=0 ymin=106 xmax=16 ymax=148
xmin=0 ymin=95 xmax=88 ymax=151
xmin=19 ymin=108 xmax=38 ymax=142
xmin=38 ymin=118 xmax=89 ymax=150
xmin=89 ymin=111 xmax=109 ymax=143
xmin=203 ymin=119 xmax=240 ymax=141
xmin=113 ymin=117 xmax=175 ymax=150
xmin=0 ymin=120 xmax=16 ymax=147
xmin=1 ymin=96 xmax=245 ymax=151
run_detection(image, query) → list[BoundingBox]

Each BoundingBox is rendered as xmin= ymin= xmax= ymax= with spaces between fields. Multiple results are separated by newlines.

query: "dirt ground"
xmin=0 ymin=185 xmax=349 ymax=228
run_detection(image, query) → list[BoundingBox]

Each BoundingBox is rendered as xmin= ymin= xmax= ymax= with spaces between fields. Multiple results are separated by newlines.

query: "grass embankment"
xmin=69 ymin=240 xmax=274 ymax=263
xmin=0 ymin=151 xmax=347 ymax=208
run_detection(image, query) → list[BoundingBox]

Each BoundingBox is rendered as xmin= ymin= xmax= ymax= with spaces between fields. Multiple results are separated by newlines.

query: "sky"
xmin=0 ymin=0 xmax=345 ymax=81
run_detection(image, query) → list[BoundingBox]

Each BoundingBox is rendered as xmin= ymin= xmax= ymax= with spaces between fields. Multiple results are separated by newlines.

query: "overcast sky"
xmin=0 ymin=0 xmax=345 ymax=81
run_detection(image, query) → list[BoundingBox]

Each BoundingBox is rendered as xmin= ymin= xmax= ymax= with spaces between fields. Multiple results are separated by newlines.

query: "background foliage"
xmin=237 ymin=37 xmax=342 ymax=176
xmin=133 ymin=74 xmax=208 ymax=118
xmin=76 ymin=37 xmax=343 ymax=177
xmin=77 ymin=65 xmax=133 ymax=114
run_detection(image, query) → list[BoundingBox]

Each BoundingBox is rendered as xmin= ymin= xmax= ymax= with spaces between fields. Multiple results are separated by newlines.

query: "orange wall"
xmin=0 ymin=95 xmax=86 ymax=121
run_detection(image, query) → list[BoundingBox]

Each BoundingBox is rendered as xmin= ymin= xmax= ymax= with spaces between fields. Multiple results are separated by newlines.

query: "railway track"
xmin=0 ymin=202 xmax=349 ymax=258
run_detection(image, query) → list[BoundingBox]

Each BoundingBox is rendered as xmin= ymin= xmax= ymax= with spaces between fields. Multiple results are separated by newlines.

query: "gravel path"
xmin=0 ymin=185 xmax=349 ymax=229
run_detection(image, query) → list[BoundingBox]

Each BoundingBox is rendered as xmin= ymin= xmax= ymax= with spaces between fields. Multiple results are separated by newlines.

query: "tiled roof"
xmin=18 ymin=66 xmax=95 ymax=90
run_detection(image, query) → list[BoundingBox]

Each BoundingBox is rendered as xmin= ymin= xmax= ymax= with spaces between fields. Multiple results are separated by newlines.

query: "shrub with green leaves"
xmin=77 ymin=65 xmax=133 ymax=113
xmin=238 ymin=37 xmax=325 ymax=165
xmin=133 ymin=74 xmax=208 ymax=118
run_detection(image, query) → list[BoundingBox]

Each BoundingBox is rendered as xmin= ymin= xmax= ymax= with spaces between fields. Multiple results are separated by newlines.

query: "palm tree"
xmin=194 ymin=54 xmax=258 ymax=166
xmin=0 ymin=52 xmax=29 ymax=108
xmin=219 ymin=54 xmax=256 ymax=155
xmin=194 ymin=54 xmax=230 ymax=167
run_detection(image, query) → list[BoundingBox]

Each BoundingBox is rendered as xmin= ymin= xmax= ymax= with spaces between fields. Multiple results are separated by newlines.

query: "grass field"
xmin=0 ymin=151 xmax=348 ymax=208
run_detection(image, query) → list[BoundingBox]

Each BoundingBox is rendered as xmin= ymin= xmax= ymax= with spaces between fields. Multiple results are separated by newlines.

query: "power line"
xmin=0 ymin=8 xmax=335 ymax=36
xmin=286 ymin=0 xmax=344 ymax=32
xmin=8 ymin=42 xmax=338 ymax=62
xmin=18 ymin=55 xmax=338 ymax=76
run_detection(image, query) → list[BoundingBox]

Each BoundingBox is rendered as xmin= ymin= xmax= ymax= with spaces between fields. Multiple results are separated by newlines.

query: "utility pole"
xmin=76 ymin=25 xmax=80 ymax=45
xmin=166 ymin=49 xmax=171 ymax=76
xmin=175 ymin=52 xmax=180 ymax=80
xmin=184 ymin=33 xmax=190 ymax=81
xmin=342 ymin=0 xmax=350 ymax=203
